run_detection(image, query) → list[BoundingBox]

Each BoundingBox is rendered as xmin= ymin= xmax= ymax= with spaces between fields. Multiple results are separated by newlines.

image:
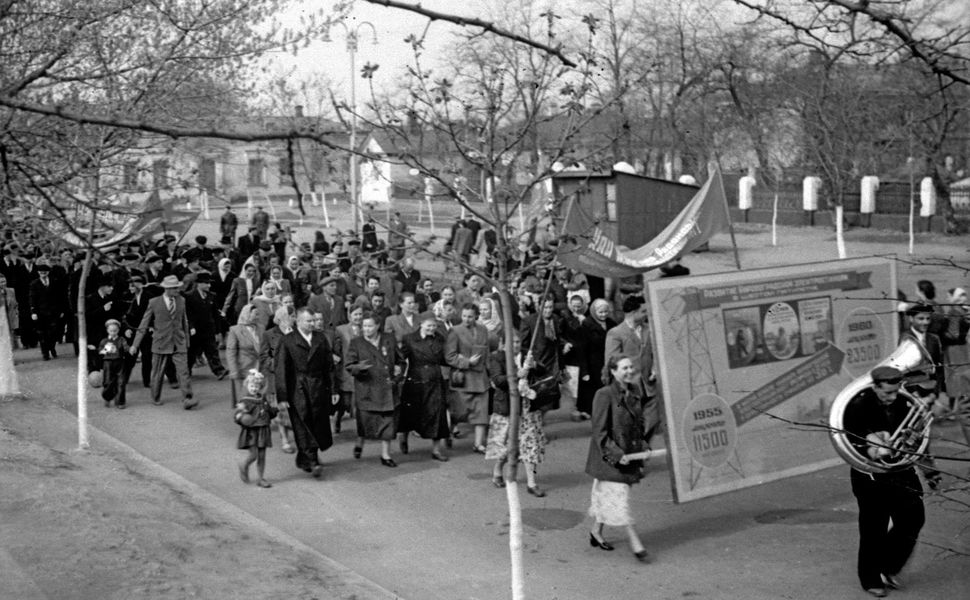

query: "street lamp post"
xmin=324 ymin=21 xmax=377 ymax=237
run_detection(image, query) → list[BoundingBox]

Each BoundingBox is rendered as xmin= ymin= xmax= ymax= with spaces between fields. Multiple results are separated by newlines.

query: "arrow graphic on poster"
xmin=731 ymin=344 xmax=846 ymax=426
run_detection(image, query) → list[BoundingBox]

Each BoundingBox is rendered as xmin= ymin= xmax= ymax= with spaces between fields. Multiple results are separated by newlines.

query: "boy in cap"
xmin=98 ymin=319 xmax=130 ymax=408
xmin=842 ymin=365 xmax=925 ymax=597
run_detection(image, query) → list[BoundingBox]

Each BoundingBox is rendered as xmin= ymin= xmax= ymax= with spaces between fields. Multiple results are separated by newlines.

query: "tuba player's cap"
xmin=871 ymin=365 xmax=903 ymax=384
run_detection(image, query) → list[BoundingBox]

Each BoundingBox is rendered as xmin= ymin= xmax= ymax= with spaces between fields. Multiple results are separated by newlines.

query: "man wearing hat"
xmin=184 ymin=271 xmax=228 ymax=380
xmin=237 ymin=225 xmax=259 ymax=262
xmin=84 ymin=274 xmax=117 ymax=371
xmin=142 ymin=251 xmax=169 ymax=295
xmin=124 ymin=274 xmax=159 ymax=388
xmin=307 ymin=275 xmax=347 ymax=337
xmin=842 ymin=365 xmax=926 ymax=597
xmin=220 ymin=205 xmax=238 ymax=247
xmin=130 ymin=275 xmax=195 ymax=408
xmin=29 ymin=263 xmax=65 ymax=361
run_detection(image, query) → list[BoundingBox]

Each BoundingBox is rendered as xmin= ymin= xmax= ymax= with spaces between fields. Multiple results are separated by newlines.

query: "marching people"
xmin=346 ymin=313 xmax=404 ymax=467
xmin=260 ymin=306 xmax=296 ymax=453
xmin=98 ymin=319 xmax=130 ymax=409
xmin=130 ymin=275 xmax=194 ymax=408
xmin=275 ymin=307 xmax=335 ymax=478
xmin=332 ymin=304 xmax=364 ymax=433
xmin=580 ymin=299 xmax=616 ymax=420
xmin=842 ymin=365 xmax=925 ymax=597
xmin=445 ymin=302 xmax=491 ymax=453
xmin=604 ymin=295 xmax=661 ymax=444
xmin=226 ymin=304 xmax=262 ymax=406
xmin=486 ymin=334 xmax=548 ymax=495
xmin=220 ymin=205 xmax=238 ymax=246
xmin=235 ymin=369 xmax=276 ymax=488
xmin=29 ymin=263 xmax=65 ymax=361
xmin=585 ymin=355 xmax=653 ymax=563
xmin=399 ymin=315 xmax=450 ymax=461
xmin=184 ymin=272 xmax=229 ymax=380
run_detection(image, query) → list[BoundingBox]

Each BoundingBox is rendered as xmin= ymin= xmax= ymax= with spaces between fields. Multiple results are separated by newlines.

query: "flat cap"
xmin=871 ymin=365 xmax=903 ymax=383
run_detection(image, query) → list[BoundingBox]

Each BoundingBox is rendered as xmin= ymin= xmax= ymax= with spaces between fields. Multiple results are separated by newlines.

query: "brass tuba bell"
xmin=829 ymin=337 xmax=935 ymax=474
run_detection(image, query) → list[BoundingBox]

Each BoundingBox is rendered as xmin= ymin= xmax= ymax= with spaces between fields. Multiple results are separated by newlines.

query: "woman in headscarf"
xmin=578 ymin=299 xmax=617 ymax=419
xmin=261 ymin=305 xmax=295 ymax=453
xmin=212 ymin=257 xmax=236 ymax=344
xmin=249 ymin=280 xmax=282 ymax=333
xmin=478 ymin=297 xmax=502 ymax=350
xmin=226 ymin=304 xmax=262 ymax=407
xmin=267 ymin=264 xmax=292 ymax=296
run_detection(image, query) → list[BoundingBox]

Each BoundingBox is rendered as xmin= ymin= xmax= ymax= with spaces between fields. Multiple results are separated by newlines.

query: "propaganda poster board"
xmin=648 ymin=256 xmax=897 ymax=502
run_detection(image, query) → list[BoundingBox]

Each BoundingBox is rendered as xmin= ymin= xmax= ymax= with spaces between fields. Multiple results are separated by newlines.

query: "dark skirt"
xmin=400 ymin=378 xmax=449 ymax=439
xmin=237 ymin=425 xmax=273 ymax=449
xmin=356 ymin=408 xmax=397 ymax=440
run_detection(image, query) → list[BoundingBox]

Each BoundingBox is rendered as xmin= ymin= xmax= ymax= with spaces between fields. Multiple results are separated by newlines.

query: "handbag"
xmin=450 ymin=369 xmax=466 ymax=388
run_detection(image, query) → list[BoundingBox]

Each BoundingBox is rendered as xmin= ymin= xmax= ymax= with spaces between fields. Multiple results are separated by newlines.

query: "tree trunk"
xmin=76 ymin=248 xmax=93 ymax=450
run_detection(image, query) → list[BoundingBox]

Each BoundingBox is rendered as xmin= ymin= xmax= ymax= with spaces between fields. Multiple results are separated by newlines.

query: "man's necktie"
xmin=168 ymin=299 xmax=176 ymax=319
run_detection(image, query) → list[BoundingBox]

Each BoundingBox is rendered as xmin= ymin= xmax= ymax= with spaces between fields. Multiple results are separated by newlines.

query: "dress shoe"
xmin=217 ymin=371 xmax=228 ymax=381
xmin=311 ymin=464 xmax=323 ymax=478
xmin=472 ymin=444 xmax=487 ymax=455
xmin=257 ymin=479 xmax=272 ymax=488
xmin=183 ymin=396 xmax=198 ymax=410
xmin=492 ymin=476 xmax=506 ymax=488
xmin=353 ymin=446 xmax=362 ymax=459
xmin=588 ymin=533 xmax=614 ymax=551
xmin=881 ymin=574 xmax=902 ymax=590
xmin=431 ymin=451 xmax=448 ymax=462
xmin=527 ymin=485 xmax=546 ymax=498
xmin=864 ymin=587 xmax=887 ymax=598
xmin=633 ymin=549 xmax=651 ymax=563
xmin=380 ymin=457 xmax=398 ymax=468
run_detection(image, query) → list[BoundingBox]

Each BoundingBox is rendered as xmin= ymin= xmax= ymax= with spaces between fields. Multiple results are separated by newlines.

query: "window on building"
xmin=122 ymin=162 xmax=139 ymax=190
xmin=152 ymin=159 xmax=169 ymax=189
xmin=278 ymin=154 xmax=292 ymax=181
xmin=248 ymin=158 xmax=266 ymax=186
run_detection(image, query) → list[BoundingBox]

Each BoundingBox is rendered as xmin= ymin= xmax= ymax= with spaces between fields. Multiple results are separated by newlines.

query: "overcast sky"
xmin=267 ymin=0 xmax=484 ymax=112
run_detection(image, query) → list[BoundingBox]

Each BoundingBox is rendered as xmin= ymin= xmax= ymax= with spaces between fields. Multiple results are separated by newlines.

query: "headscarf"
xmin=236 ymin=304 xmax=256 ymax=327
xmin=218 ymin=257 xmax=232 ymax=278
xmin=286 ymin=255 xmax=300 ymax=272
xmin=479 ymin=298 xmax=501 ymax=333
xmin=274 ymin=306 xmax=294 ymax=333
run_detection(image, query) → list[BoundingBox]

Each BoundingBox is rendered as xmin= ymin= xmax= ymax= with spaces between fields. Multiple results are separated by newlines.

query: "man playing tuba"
xmin=842 ymin=365 xmax=925 ymax=598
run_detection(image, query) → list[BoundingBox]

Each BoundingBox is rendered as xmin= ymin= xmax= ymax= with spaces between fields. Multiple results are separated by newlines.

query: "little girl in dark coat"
xmin=235 ymin=370 xmax=277 ymax=488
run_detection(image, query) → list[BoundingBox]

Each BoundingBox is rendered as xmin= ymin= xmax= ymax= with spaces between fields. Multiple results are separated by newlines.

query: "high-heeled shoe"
xmin=380 ymin=457 xmax=398 ymax=468
xmin=588 ymin=533 xmax=614 ymax=551
xmin=633 ymin=549 xmax=650 ymax=563
xmin=527 ymin=485 xmax=546 ymax=497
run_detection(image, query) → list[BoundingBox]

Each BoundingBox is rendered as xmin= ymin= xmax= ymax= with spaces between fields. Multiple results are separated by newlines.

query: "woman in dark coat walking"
xmin=579 ymin=299 xmax=617 ymax=417
xmin=346 ymin=314 xmax=404 ymax=467
xmin=585 ymin=354 xmax=652 ymax=562
xmin=399 ymin=316 xmax=450 ymax=461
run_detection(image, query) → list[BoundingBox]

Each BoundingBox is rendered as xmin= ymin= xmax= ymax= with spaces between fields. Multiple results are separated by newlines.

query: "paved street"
xmin=11 ymin=342 xmax=969 ymax=600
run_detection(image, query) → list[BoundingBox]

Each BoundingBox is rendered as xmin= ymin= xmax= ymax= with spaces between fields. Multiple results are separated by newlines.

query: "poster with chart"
xmin=648 ymin=256 xmax=897 ymax=502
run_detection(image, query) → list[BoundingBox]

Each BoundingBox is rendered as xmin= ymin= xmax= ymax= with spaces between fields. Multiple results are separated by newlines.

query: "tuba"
xmin=829 ymin=337 xmax=935 ymax=473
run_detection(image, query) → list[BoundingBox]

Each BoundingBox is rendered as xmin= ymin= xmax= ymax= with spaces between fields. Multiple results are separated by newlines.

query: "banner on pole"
xmin=53 ymin=192 xmax=199 ymax=248
xmin=559 ymin=170 xmax=731 ymax=279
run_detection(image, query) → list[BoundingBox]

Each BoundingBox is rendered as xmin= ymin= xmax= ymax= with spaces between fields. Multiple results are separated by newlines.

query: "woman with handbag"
xmin=585 ymin=354 xmax=653 ymax=562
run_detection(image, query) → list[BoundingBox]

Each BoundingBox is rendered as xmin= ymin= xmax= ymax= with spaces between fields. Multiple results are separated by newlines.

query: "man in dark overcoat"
xmin=275 ymin=307 xmax=334 ymax=478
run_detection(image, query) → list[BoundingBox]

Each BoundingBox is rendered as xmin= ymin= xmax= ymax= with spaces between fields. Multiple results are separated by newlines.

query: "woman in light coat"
xmin=226 ymin=304 xmax=262 ymax=406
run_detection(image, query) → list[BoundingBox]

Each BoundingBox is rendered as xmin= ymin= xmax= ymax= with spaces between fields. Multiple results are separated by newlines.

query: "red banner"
xmin=559 ymin=170 xmax=731 ymax=278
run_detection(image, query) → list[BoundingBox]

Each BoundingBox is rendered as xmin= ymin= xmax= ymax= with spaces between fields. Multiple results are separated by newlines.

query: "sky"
xmin=266 ymin=0 xmax=486 ymax=113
